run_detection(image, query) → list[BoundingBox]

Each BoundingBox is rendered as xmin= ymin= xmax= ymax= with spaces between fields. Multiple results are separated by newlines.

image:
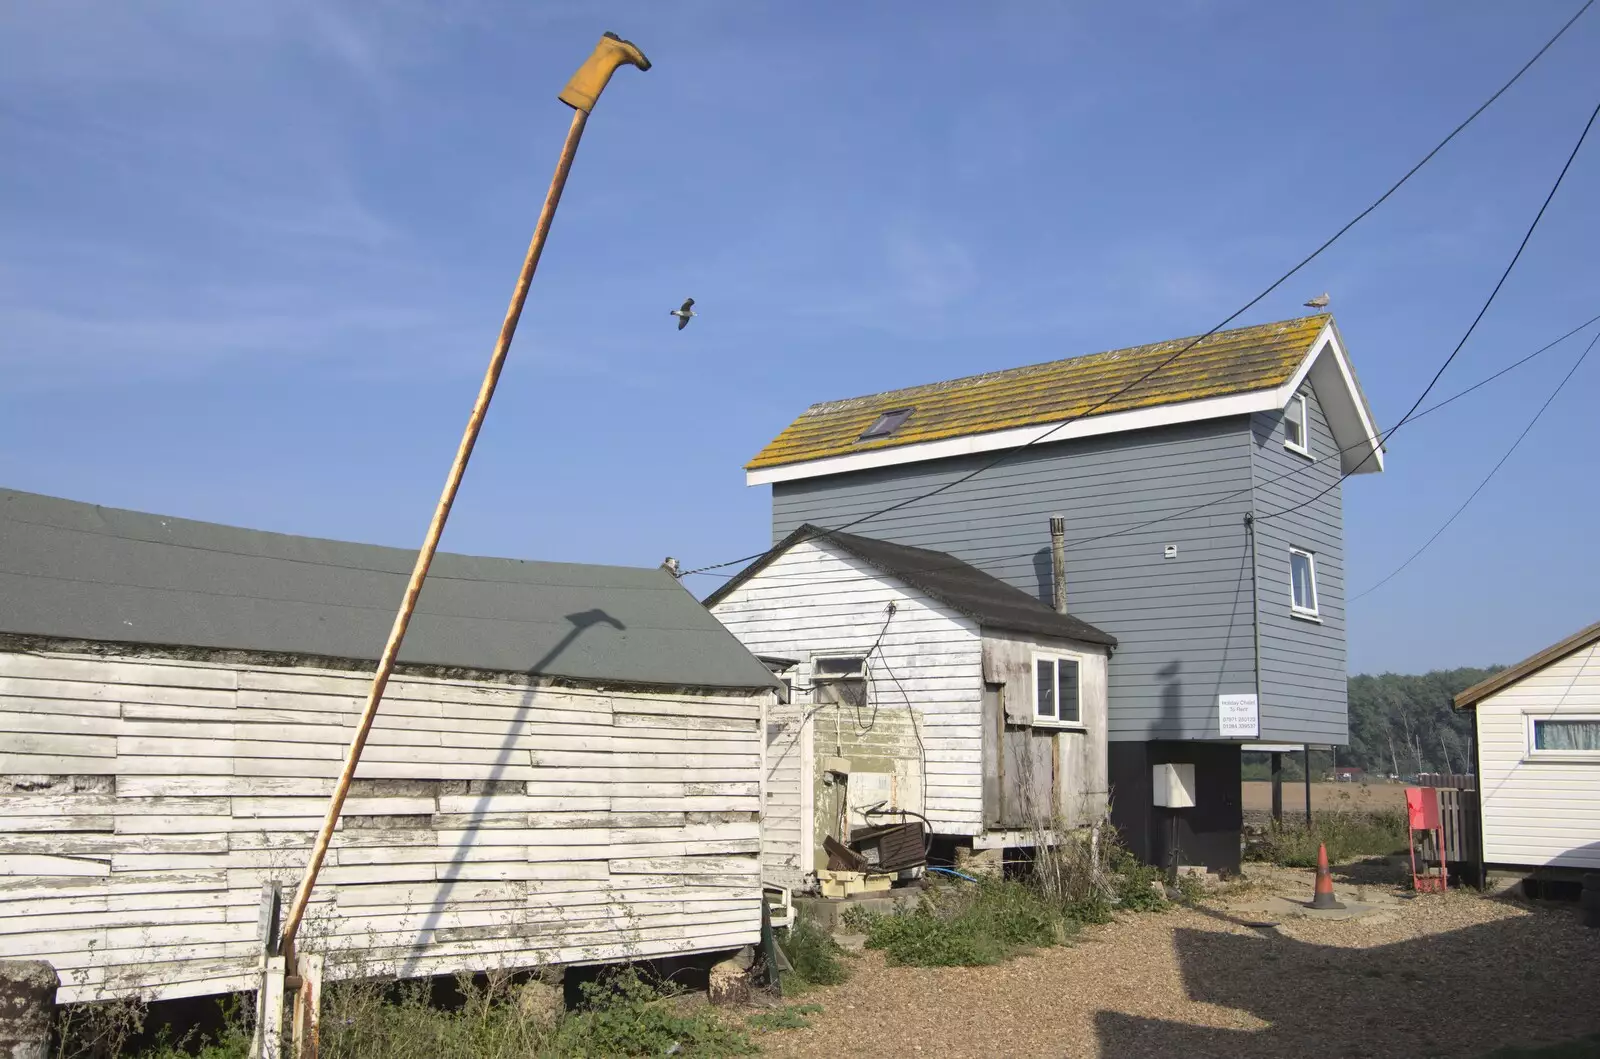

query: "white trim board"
xmin=747 ymin=321 xmax=1385 ymax=486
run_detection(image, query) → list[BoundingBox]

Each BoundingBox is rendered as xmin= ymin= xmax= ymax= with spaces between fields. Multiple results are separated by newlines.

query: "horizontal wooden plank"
xmin=0 ymin=834 xmax=227 ymax=856
xmin=613 ymin=699 xmax=760 ymax=721
xmin=0 ymin=754 xmax=118 ymax=774
xmin=0 ymin=676 xmax=234 ymax=709
xmin=0 ymin=854 xmax=111 ymax=877
xmin=115 ymin=777 xmax=330 ymax=798
xmin=0 ymin=696 xmax=122 ymax=719
xmin=0 ymin=870 xmax=228 ymax=902
xmin=117 ymin=736 xmax=236 ymax=758
xmin=117 ymin=755 xmax=234 ymax=776
xmin=115 ymin=719 xmax=237 ymax=740
xmin=0 ymin=814 xmax=114 ymax=833
xmin=608 ymin=856 xmax=760 ymax=876
xmin=230 ymin=796 xmax=433 ymax=818
xmin=0 ymin=710 xmax=117 ymax=736
xmin=0 ymin=654 xmax=238 ymax=690
xmin=0 ymin=905 xmax=233 ymax=939
xmin=437 ymin=795 xmax=610 ymax=815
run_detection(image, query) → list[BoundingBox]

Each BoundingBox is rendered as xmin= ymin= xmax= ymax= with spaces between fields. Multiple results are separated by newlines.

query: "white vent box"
xmin=1152 ymin=763 xmax=1196 ymax=808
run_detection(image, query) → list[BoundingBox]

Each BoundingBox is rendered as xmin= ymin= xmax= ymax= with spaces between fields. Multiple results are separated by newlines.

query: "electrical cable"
xmin=1257 ymin=94 xmax=1600 ymax=523
xmin=1349 ymin=326 xmax=1600 ymax=602
xmin=675 ymin=3 xmax=1593 ymax=582
xmin=684 ymin=310 xmax=1600 ymax=598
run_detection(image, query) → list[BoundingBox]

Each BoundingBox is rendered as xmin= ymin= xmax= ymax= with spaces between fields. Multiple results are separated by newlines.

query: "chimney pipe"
xmin=1049 ymin=516 xmax=1067 ymax=614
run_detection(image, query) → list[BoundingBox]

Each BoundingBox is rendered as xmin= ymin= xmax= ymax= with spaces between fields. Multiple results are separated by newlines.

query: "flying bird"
xmin=669 ymin=298 xmax=696 ymax=330
xmin=1304 ymin=292 xmax=1330 ymax=309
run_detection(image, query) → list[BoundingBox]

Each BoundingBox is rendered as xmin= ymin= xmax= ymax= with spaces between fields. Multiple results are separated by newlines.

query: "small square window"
xmin=859 ymin=408 xmax=913 ymax=441
xmin=1530 ymin=718 xmax=1600 ymax=755
xmin=1289 ymin=548 xmax=1318 ymax=617
xmin=1284 ymin=394 xmax=1310 ymax=456
xmin=1033 ymin=655 xmax=1082 ymax=725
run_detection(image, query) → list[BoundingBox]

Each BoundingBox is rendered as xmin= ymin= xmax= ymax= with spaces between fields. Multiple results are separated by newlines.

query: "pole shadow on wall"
xmin=395 ymin=608 xmax=624 ymax=979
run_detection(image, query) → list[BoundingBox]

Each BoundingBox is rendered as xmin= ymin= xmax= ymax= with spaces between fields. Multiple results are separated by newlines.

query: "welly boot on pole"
xmin=1308 ymin=842 xmax=1344 ymax=910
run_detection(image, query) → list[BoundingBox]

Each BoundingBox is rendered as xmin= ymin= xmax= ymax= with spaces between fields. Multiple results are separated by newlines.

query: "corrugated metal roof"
xmin=747 ymin=315 xmax=1330 ymax=471
xmin=0 ymin=488 xmax=776 ymax=690
xmin=704 ymin=524 xmax=1117 ymax=648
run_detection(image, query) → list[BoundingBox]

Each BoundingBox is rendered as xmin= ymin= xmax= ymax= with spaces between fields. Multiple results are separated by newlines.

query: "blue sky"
xmin=1 ymin=2 xmax=1596 ymax=676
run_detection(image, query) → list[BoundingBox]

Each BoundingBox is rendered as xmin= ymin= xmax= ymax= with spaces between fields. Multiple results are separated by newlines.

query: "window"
xmin=812 ymin=655 xmax=867 ymax=709
xmin=859 ymin=408 xmax=914 ymax=441
xmin=813 ymin=655 xmax=865 ymax=679
xmin=1284 ymin=393 xmax=1310 ymax=457
xmin=1033 ymin=655 xmax=1082 ymax=725
xmin=1529 ymin=718 xmax=1600 ymax=756
xmin=1289 ymin=548 xmax=1319 ymax=618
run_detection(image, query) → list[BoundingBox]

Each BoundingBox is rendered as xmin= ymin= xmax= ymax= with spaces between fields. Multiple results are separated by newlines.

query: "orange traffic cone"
xmin=1308 ymin=842 xmax=1344 ymax=910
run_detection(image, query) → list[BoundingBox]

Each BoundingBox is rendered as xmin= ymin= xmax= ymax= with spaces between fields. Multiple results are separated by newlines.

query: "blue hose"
xmin=928 ymin=866 xmax=978 ymax=882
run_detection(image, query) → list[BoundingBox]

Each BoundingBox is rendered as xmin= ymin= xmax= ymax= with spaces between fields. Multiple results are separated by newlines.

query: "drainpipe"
xmin=1244 ymin=514 xmax=1264 ymax=726
xmin=1050 ymin=516 xmax=1068 ymax=614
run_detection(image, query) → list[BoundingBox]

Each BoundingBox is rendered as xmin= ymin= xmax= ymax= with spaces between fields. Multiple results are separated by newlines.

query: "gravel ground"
xmin=757 ymin=865 xmax=1600 ymax=1059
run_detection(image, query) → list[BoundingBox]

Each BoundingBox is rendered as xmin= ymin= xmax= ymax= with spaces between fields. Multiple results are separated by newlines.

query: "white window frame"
xmin=1031 ymin=652 xmax=1085 ymax=729
xmin=1284 ymin=393 xmax=1311 ymax=458
xmin=1288 ymin=547 xmax=1320 ymax=620
xmin=1524 ymin=713 xmax=1600 ymax=762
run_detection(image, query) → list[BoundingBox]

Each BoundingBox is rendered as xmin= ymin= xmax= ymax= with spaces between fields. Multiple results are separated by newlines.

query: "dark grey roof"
xmin=704 ymin=524 xmax=1117 ymax=648
xmin=0 ymin=488 xmax=776 ymax=690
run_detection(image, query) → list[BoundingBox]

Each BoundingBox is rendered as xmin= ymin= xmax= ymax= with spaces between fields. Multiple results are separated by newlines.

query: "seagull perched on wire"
xmin=669 ymin=298 xmax=696 ymax=330
xmin=1304 ymin=292 xmax=1330 ymax=310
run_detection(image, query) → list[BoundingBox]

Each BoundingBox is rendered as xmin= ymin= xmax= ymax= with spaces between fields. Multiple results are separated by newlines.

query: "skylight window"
xmin=859 ymin=408 xmax=913 ymax=441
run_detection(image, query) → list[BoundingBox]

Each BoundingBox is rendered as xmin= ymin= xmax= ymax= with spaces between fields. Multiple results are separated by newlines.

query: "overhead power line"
xmin=677 ymin=2 xmax=1594 ymax=582
xmin=1257 ymin=93 xmax=1600 ymax=523
xmin=688 ymin=311 xmax=1600 ymax=591
xmin=1350 ymin=327 xmax=1600 ymax=603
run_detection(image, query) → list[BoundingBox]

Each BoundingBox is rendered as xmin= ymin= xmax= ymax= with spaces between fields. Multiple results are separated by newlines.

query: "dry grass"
xmin=759 ymin=866 xmax=1600 ymax=1059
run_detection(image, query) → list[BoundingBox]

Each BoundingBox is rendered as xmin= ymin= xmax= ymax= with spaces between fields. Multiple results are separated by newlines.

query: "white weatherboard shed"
xmin=1454 ymin=619 xmax=1600 ymax=875
xmin=0 ymin=488 xmax=777 ymax=1002
xmin=705 ymin=525 xmax=1116 ymax=889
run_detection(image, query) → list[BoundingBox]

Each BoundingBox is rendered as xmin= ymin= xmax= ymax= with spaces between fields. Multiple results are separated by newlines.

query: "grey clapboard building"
xmin=734 ymin=315 xmax=1383 ymax=870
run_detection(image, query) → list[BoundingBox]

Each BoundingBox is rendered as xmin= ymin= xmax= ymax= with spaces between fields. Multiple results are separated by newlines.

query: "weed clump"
xmin=747 ymin=1004 xmax=823 ymax=1033
xmin=779 ymin=918 xmax=849 ymax=991
xmin=92 ymin=966 xmax=767 ymax=1059
xmin=841 ymin=819 xmax=1177 ymax=969
xmin=850 ymin=877 xmax=1073 ymax=967
xmin=1247 ymin=810 xmax=1408 ymax=868
xmin=552 ymin=972 xmax=755 ymax=1058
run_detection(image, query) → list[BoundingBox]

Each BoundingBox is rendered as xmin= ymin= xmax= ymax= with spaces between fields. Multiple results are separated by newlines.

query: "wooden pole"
xmin=277 ymin=32 xmax=649 ymax=963
xmin=1270 ymin=751 xmax=1282 ymax=824
xmin=1304 ymin=744 xmax=1313 ymax=828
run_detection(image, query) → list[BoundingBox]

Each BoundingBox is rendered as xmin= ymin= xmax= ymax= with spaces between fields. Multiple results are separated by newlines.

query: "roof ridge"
xmin=0 ymin=486 xmax=645 ymax=577
xmin=801 ymin=314 xmax=1331 ymax=415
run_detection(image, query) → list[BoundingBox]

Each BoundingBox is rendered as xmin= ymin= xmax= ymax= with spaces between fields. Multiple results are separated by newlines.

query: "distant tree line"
xmin=1343 ymin=666 xmax=1499 ymax=778
xmin=1241 ymin=666 xmax=1501 ymax=781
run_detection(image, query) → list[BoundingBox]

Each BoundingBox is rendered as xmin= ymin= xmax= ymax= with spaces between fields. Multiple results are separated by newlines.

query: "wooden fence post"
xmin=292 ymin=952 xmax=324 ymax=1059
xmin=253 ymin=881 xmax=283 ymax=1058
xmin=259 ymin=957 xmax=287 ymax=1059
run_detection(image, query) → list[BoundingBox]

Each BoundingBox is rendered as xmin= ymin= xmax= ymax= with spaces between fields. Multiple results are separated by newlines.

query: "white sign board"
xmin=1218 ymin=693 xmax=1259 ymax=738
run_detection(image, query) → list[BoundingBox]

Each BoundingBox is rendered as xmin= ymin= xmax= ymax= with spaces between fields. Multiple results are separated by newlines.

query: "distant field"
xmin=1241 ymin=780 xmax=1408 ymax=814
